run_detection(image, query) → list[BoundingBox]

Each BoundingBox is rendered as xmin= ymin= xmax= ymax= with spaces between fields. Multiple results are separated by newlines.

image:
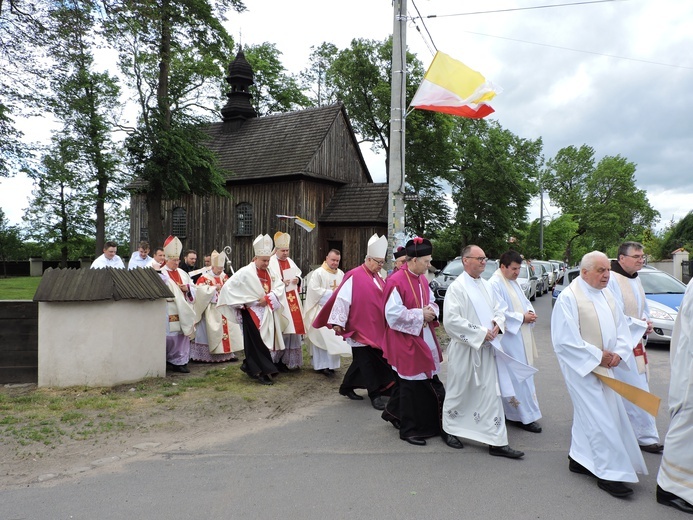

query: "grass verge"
xmin=0 ymin=276 xmax=42 ymax=300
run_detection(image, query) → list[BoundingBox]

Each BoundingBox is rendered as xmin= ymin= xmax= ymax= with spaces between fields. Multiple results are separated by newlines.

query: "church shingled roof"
xmin=319 ymin=183 xmax=388 ymax=224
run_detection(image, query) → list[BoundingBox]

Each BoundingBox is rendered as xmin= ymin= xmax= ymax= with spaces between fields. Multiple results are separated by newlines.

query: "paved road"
xmin=0 ymin=292 xmax=681 ymax=519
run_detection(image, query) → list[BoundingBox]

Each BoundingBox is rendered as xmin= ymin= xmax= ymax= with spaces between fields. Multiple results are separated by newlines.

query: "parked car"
xmin=533 ymin=260 xmax=557 ymax=290
xmin=551 ymin=265 xmax=686 ymax=345
xmin=531 ymin=262 xmax=550 ymax=296
xmin=518 ymin=261 xmax=538 ymax=301
xmin=429 ymin=257 xmax=499 ymax=319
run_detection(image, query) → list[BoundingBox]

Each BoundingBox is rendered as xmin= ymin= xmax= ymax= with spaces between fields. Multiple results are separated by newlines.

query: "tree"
xmin=23 ymin=137 xmax=95 ymax=267
xmin=301 ymin=43 xmax=338 ymax=107
xmin=544 ymin=145 xmax=660 ymax=264
xmin=46 ymin=0 xmax=124 ymax=256
xmin=445 ymin=118 xmax=543 ymax=258
xmin=0 ymin=208 xmax=24 ymax=277
xmin=243 ymin=42 xmax=311 ymax=115
xmin=101 ymin=0 xmax=245 ymax=245
xmin=661 ymin=211 xmax=693 ymax=257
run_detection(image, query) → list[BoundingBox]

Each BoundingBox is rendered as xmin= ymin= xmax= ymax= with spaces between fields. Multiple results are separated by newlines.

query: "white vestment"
xmin=607 ymin=271 xmax=659 ymax=445
xmin=91 ymin=254 xmax=125 ymax=269
xmin=551 ymin=277 xmax=647 ymax=482
xmin=442 ymin=272 xmax=508 ymax=446
xmin=127 ymin=254 xmax=155 ymax=270
xmin=304 ymin=265 xmax=349 ymax=369
xmin=657 ymin=281 xmax=693 ymax=502
xmin=490 ymin=272 xmax=542 ymax=424
xmin=194 ymin=272 xmax=243 ymax=354
xmin=216 ymin=262 xmax=286 ymax=352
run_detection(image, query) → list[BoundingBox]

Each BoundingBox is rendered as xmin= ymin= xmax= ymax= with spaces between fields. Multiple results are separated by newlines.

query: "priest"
xmin=303 ymin=249 xmax=349 ymax=377
xmin=217 ymin=234 xmax=285 ymax=385
xmin=313 ymin=233 xmax=395 ymax=410
xmin=551 ymin=251 xmax=647 ymax=498
xmin=380 ymin=237 xmax=463 ymax=449
xmin=442 ymin=245 xmax=524 ymax=459
xmin=160 ymin=236 xmax=196 ymax=373
xmin=268 ymin=232 xmax=305 ymax=371
xmin=191 ymin=250 xmax=242 ymax=363
xmin=489 ymin=250 xmax=542 ymax=434
xmin=656 ymin=279 xmax=693 ymax=513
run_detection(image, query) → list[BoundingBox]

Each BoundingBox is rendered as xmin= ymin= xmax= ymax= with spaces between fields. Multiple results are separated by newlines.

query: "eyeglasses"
xmin=464 ymin=256 xmax=488 ymax=262
xmin=368 ymin=257 xmax=385 ymax=266
xmin=624 ymin=254 xmax=645 ymax=260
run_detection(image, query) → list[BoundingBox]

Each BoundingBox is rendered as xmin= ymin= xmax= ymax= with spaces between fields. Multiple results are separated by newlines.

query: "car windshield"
xmin=441 ymin=259 xmax=464 ymax=277
xmin=639 ymin=271 xmax=686 ymax=294
xmin=481 ymin=260 xmax=499 ymax=280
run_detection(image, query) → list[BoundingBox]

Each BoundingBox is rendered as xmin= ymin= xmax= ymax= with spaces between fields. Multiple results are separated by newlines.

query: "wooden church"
xmin=128 ymin=49 xmax=388 ymax=273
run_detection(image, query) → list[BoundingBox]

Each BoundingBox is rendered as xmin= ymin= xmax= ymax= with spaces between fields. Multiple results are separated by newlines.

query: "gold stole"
xmin=568 ymin=279 xmax=660 ymax=416
xmin=612 ymin=271 xmax=648 ymax=375
xmin=494 ymin=269 xmax=538 ymax=365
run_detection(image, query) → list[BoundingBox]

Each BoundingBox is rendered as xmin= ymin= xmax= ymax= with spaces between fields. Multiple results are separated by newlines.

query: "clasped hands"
xmin=484 ymin=322 xmax=500 ymax=342
xmin=423 ymin=305 xmax=437 ymax=323
xmin=599 ymin=350 xmax=621 ymax=368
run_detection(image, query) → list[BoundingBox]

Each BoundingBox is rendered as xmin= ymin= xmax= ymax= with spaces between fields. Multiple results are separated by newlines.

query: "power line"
xmin=421 ymin=0 xmax=629 ymax=19
xmin=410 ymin=0 xmax=437 ymax=54
xmin=462 ymin=30 xmax=693 ymax=70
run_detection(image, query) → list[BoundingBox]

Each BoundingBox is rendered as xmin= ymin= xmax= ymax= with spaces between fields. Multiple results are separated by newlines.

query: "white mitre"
xmin=253 ymin=234 xmax=274 ymax=257
xmin=367 ymin=233 xmax=388 ymax=259
xmin=210 ymin=250 xmax=227 ymax=268
xmin=274 ymin=232 xmax=290 ymax=249
xmin=163 ymin=235 xmax=183 ymax=260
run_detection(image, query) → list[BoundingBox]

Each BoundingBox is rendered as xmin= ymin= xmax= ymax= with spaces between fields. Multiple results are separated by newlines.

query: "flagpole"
xmin=387 ymin=0 xmax=407 ymax=267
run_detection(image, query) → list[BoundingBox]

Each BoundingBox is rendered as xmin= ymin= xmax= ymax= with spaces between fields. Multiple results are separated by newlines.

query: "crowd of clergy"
xmin=89 ymin=233 xmax=693 ymax=513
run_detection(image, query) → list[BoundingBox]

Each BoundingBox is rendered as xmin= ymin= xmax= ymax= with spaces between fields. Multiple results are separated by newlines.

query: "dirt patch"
xmin=0 ymin=360 xmax=342 ymax=489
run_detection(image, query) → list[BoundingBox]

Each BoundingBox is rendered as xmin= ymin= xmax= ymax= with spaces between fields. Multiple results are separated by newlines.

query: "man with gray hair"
xmin=608 ymin=241 xmax=662 ymax=454
xmin=552 ymin=250 xmax=647 ymax=498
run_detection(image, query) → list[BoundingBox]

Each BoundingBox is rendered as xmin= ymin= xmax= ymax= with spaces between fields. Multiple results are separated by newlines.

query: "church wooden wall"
xmin=308 ymin=114 xmax=371 ymax=185
xmin=129 ymin=179 xmax=341 ymax=274
xmin=317 ymin=225 xmax=387 ymax=272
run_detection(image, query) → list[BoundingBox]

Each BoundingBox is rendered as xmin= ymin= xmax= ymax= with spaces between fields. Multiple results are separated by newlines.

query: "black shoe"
xmin=370 ymin=396 xmax=386 ymax=410
xmin=509 ymin=420 xmax=542 ymax=433
xmin=229 ymin=356 xmax=239 ymax=363
xmin=169 ymin=364 xmax=189 ymax=373
xmin=327 ymin=368 xmax=336 ymax=374
xmin=403 ymin=437 xmax=426 ymax=446
xmin=339 ymin=388 xmax=364 ymax=401
xmin=275 ymin=361 xmax=290 ymax=373
xmin=442 ymin=433 xmax=464 ymax=449
xmin=317 ymin=368 xmax=334 ymax=378
xmin=597 ymin=479 xmax=633 ymax=498
xmin=640 ymin=443 xmax=664 ymax=453
xmin=240 ymin=362 xmax=249 ymax=374
xmin=382 ymin=413 xmax=401 ymax=430
xmin=258 ymin=374 xmax=274 ymax=385
xmin=489 ymin=445 xmax=524 ymax=459
xmin=657 ymin=485 xmax=693 ymax=513
xmin=568 ymin=456 xmax=595 ymax=477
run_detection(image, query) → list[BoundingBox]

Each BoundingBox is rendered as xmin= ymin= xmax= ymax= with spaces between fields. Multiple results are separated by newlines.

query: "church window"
xmin=236 ymin=202 xmax=253 ymax=236
xmin=172 ymin=207 xmax=187 ymax=238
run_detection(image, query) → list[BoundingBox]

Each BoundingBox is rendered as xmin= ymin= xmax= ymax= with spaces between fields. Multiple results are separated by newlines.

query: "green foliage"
xmin=544 ymin=145 xmax=659 ymax=264
xmin=301 ymin=43 xmax=339 ymax=106
xmin=244 ymin=42 xmax=311 ymax=115
xmin=445 ymin=119 xmax=543 ymax=258
xmin=0 ymin=209 xmax=24 ymax=272
xmin=661 ymin=211 xmax=693 ymax=257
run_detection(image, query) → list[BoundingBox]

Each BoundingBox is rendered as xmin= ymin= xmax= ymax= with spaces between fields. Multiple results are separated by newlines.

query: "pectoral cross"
xmin=330 ymin=280 xmax=338 ymax=290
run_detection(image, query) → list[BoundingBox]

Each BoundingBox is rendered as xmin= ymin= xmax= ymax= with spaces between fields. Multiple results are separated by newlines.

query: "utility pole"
xmin=539 ymin=185 xmax=544 ymax=259
xmin=387 ymin=0 xmax=407 ymax=265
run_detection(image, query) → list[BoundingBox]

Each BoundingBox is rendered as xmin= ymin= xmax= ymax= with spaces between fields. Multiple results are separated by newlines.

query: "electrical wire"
xmin=421 ymin=0 xmax=628 ymax=19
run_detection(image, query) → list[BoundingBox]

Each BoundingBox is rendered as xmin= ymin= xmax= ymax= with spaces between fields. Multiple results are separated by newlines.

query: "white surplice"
xmin=442 ymin=272 xmax=508 ymax=446
xmin=91 ymin=253 xmax=125 ymax=269
xmin=127 ymin=254 xmax=155 ymax=270
xmin=303 ymin=265 xmax=349 ymax=369
xmin=490 ymin=273 xmax=542 ymax=424
xmin=607 ymin=272 xmax=660 ymax=445
xmin=657 ymin=280 xmax=693 ymax=503
xmin=551 ymin=277 xmax=647 ymax=482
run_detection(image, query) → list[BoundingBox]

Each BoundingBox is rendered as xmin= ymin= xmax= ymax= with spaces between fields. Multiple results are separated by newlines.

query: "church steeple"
xmin=220 ymin=47 xmax=258 ymax=131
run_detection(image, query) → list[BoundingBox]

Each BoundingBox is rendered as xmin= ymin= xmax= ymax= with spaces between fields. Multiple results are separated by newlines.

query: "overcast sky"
xmin=2 ymin=0 xmax=691 ymax=230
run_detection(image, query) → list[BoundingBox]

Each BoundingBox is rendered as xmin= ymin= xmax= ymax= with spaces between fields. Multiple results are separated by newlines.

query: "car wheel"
xmin=530 ymin=290 xmax=536 ymax=302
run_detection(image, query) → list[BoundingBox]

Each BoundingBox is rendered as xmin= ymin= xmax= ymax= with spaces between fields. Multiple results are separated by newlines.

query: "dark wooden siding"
xmin=0 ymin=301 xmax=38 ymax=384
xmin=318 ymin=225 xmax=387 ymax=272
